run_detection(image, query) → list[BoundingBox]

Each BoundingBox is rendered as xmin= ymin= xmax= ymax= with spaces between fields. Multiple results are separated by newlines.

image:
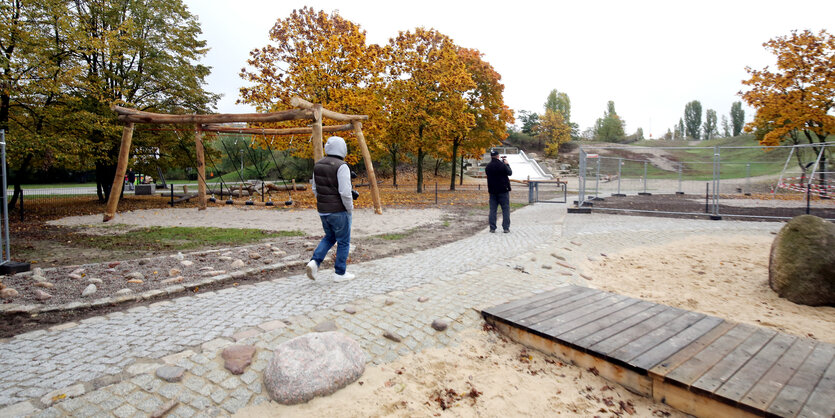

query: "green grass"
xmin=377 ymin=229 xmax=416 ymax=240
xmin=81 ymin=226 xmax=304 ymax=251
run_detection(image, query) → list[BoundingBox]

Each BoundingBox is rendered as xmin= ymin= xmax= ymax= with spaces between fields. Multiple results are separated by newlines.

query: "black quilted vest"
xmin=313 ymin=155 xmax=347 ymax=213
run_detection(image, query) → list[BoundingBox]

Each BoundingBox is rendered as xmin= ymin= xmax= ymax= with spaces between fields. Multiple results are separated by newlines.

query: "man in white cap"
xmin=306 ymin=136 xmax=356 ymax=282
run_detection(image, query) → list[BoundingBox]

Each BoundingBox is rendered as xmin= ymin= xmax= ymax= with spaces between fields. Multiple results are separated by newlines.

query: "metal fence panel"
xmin=577 ymin=142 xmax=835 ymax=220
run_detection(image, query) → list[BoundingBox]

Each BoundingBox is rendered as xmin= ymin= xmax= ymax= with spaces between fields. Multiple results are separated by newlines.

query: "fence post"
xmin=578 ymin=148 xmax=587 ymax=205
xmin=677 ymin=163 xmax=684 ymax=195
xmin=807 ymin=183 xmax=811 ymax=215
xmin=434 ymin=181 xmax=438 ymax=204
xmin=616 ymin=158 xmax=622 ymax=196
xmin=711 ymin=146 xmax=721 ymax=220
xmin=594 ymin=157 xmax=600 ymax=199
xmin=19 ymin=189 xmax=23 ymax=222
xmin=1 ymin=132 xmax=9 ymax=263
xmin=640 ymin=161 xmax=648 ymax=195
xmin=745 ymin=163 xmax=751 ymax=196
xmin=528 ymin=181 xmax=534 ymax=203
xmin=705 ymin=183 xmax=709 ymax=213
xmin=170 ymin=183 xmax=174 ymax=207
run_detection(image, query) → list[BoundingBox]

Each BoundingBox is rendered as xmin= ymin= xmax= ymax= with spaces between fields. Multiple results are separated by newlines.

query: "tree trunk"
xmin=416 ymin=147 xmax=424 ymax=194
xmin=389 ymin=148 xmax=398 ymax=188
xmin=460 ymin=155 xmax=464 ymax=186
xmin=449 ymin=139 xmax=459 ymax=191
xmin=434 ymin=158 xmax=441 ymax=176
xmin=5 ymin=150 xmax=29 ymax=211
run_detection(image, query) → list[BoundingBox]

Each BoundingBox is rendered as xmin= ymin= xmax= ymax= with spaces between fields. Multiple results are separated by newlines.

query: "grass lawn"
xmin=83 ymin=226 xmax=305 ymax=251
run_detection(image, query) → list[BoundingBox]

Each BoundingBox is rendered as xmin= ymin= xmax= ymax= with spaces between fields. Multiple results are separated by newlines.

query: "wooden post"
xmin=352 ymin=121 xmax=382 ymax=214
xmin=312 ymin=104 xmax=324 ymax=162
xmin=103 ymin=123 xmax=135 ymax=222
xmin=194 ymin=126 xmax=207 ymax=210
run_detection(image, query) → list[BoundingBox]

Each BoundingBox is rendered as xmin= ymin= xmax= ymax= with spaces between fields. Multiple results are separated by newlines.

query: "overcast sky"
xmin=183 ymin=0 xmax=834 ymax=138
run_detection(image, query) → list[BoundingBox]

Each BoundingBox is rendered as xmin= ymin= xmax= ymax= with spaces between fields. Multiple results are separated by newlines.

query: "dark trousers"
xmin=489 ymin=192 xmax=510 ymax=231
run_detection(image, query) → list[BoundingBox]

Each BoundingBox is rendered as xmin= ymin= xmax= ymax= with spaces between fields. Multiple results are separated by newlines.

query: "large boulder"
xmin=769 ymin=215 xmax=835 ymax=306
xmin=264 ymin=331 xmax=366 ymax=405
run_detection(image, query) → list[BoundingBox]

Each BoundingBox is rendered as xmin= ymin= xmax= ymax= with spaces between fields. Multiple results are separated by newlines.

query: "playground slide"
xmin=498 ymin=151 xmax=552 ymax=181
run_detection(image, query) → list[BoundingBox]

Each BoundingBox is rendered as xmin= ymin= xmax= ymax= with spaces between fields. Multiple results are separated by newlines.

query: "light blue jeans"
xmin=310 ymin=211 xmax=352 ymax=275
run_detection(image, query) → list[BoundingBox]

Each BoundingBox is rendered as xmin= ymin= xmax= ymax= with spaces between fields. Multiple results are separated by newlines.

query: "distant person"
xmin=485 ymin=149 xmax=512 ymax=233
xmin=306 ymin=136 xmax=356 ymax=282
xmin=126 ymin=170 xmax=135 ymax=191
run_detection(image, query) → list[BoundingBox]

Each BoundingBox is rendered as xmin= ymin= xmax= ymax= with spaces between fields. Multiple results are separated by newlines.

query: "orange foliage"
xmin=740 ymin=30 xmax=835 ymax=147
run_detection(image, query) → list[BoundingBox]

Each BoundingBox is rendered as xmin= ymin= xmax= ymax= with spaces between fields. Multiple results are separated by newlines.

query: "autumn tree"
xmin=384 ymin=28 xmax=474 ymax=193
xmin=703 ymin=109 xmax=718 ymax=140
xmin=517 ymin=110 xmax=539 ymax=135
xmin=721 ymin=115 xmax=730 ymax=137
xmin=544 ymin=89 xmax=578 ymax=138
xmin=68 ymin=0 xmax=218 ymax=202
xmin=684 ymin=100 xmax=702 ymax=140
xmin=741 ymin=29 xmax=834 ymax=188
xmin=449 ymin=47 xmax=512 ymax=189
xmin=239 ymin=7 xmax=383 ymax=165
xmin=730 ymin=101 xmax=745 ymax=136
xmin=594 ymin=101 xmax=625 ymax=142
xmin=537 ymin=109 xmax=571 ymax=157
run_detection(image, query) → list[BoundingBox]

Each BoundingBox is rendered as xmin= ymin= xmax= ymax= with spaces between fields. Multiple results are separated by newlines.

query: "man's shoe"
xmin=305 ymin=260 xmax=318 ymax=280
xmin=333 ymin=272 xmax=356 ymax=282
xmin=503 ymin=229 xmax=510 ymax=233
xmin=489 ymin=229 xmax=496 ymax=233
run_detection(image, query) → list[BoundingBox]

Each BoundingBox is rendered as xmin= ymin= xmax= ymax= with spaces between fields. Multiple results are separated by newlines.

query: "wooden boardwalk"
xmin=481 ymin=285 xmax=835 ymax=418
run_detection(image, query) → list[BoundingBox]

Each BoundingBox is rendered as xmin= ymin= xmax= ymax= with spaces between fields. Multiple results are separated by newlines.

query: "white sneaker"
xmin=333 ymin=272 xmax=355 ymax=282
xmin=305 ymin=260 xmax=318 ymax=280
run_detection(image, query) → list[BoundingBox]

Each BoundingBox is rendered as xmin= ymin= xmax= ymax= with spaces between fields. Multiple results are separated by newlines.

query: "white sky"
xmin=184 ymin=0 xmax=834 ymax=138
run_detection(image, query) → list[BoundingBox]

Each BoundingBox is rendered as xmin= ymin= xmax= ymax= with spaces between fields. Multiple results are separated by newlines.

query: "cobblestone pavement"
xmin=0 ymin=206 xmax=783 ymax=417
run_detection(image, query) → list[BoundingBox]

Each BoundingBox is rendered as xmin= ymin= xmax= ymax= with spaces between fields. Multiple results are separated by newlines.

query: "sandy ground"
xmin=48 ymin=207 xmax=446 ymax=238
xmin=584 ymin=234 xmax=835 ymax=344
xmin=236 ymin=327 xmax=684 ymax=418
xmin=236 ymin=230 xmax=834 ymax=417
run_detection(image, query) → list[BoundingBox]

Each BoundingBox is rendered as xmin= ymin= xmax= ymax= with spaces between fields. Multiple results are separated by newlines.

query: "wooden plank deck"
xmin=481 ymin=285 xmax=835 ymax=418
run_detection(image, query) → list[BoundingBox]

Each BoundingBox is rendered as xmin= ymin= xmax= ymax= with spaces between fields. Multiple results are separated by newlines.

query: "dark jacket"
xmin=485 ymin=157 xmax=512 ymax=194
xmin=313 ymin=155 xmax=347 ymax=213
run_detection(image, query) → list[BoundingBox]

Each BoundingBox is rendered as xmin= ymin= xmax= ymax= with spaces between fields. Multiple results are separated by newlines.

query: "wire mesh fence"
xmin=577 ymin=142 xmax=835 ymax=220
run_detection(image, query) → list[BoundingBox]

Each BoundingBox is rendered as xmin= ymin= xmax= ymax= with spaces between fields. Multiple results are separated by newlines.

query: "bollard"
xmin=170 ymin=184 xmax=174 ymax=207
xmin=435 ymin=181 xmax=438 ymax=204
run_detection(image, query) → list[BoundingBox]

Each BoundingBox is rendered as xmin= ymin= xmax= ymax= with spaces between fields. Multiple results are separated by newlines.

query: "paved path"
xmin=0 ymin=206 xmax=782 ymax=417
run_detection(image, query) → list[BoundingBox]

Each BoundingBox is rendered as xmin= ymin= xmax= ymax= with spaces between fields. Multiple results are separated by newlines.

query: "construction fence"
xmin=577 ymin=142 xmax=835 ymax=221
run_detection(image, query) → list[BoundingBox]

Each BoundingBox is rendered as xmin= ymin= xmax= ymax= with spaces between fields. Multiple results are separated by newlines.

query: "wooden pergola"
xmin=103 ymin=96 xmax=382 ymax=221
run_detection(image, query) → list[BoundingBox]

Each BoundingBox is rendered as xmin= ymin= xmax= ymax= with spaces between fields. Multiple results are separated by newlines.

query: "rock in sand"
xmin=264 ymin=332 xmax=366 ymax=405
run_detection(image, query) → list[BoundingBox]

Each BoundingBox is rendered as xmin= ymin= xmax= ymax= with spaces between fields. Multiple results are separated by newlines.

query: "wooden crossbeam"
xmin=112 ymin=105 xmax=313 ymax=124
xmin=201 ymin=123 xmax=353 ymax=135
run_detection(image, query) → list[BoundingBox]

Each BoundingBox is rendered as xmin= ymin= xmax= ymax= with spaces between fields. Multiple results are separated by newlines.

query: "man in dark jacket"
xmin=306 ymin=136 xmax=355 ymax=282
xmin=484 ymin=149 xmax=512 ymax=233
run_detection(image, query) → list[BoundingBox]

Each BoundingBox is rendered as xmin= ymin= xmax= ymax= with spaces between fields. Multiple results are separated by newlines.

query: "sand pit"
xmin=235 ymin=327 xmax=684 ymax=418
xmin=48 ymin=207 xmax=446 ymax=238
xmin=585 ymin=234 xmax=835 ymax=344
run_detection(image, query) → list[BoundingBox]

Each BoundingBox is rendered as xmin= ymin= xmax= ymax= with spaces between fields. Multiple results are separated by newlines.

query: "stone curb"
xmin=1 ymin=259 xmax=306 ymax=319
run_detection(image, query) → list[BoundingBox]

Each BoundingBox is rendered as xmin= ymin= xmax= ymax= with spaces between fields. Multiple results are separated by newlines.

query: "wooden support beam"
xmin=353 ymin=121 xmax=382 ymax=214
xmin=290 ymin=97 xmax=368 ymax=121
xmin=103 ymin=123 xmax=135 ymax=222
xmin=194 ymin=126 xmax=207 ymax=210
xmin=112 ymin=105 xmax=313 ymax=124
xmin=201 ymin=123 xmax=353 ymax=135
xmin=311 ymin=104 xmax=324 ymax=162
